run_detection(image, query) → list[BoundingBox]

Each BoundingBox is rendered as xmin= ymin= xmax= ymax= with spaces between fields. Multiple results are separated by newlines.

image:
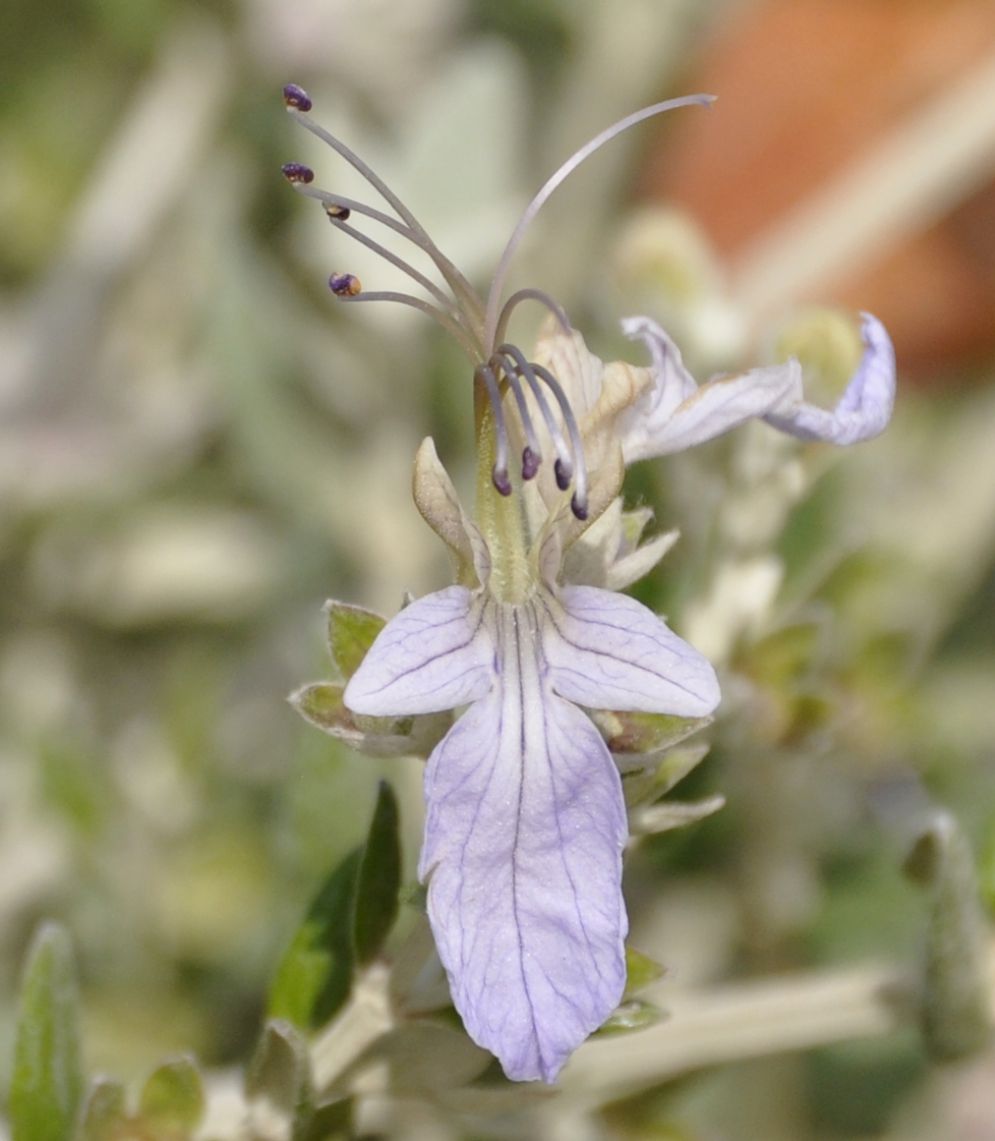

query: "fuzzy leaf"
xmin=10 ymin=922 xmax=83 ymax=1141
xmin=269 ymin=848 xmax=362 ymax=1029
xmin=138 ymin=1055 xmax=205 ymax=1132
xmin=289 ymin=682 xmax=415 ymax=757
xmin=77 ymin=1079 xmax=127 ymax=1141
xmin=596 ymin=999 xmax=665 ymax=1036
xmin=352 ymin=782 xmax=402 ymax=966
xmin=246 ymin=1020 xmax=313 ymax=1136
xmin=324 ymin=601 xmax=385 ymax=680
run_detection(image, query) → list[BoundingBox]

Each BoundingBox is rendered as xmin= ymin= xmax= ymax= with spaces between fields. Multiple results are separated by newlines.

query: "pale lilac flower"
xmin=283 ymin=83 xmax=896 ymax=1082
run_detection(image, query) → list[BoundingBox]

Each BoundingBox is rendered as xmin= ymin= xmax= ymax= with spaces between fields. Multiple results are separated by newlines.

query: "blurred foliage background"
xmin=2 ymin=1 xmax=995 ymax=1138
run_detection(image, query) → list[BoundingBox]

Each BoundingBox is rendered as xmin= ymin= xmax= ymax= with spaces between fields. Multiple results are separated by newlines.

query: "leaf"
xmin=268 ymin=848 xmax=363 ymax=1029
xmin=245 ymin=1021 xmax=313 ymax=1137
xmin=352 ymin=782 xmax=402 ymax=966
xmin=324 ymin=601 xmax=385 ymax=680
xmin=77 ymin=1078 xmax=127 ymax=1141
xmin=300 ymin=1099 xmax=354 ymax=1141
xmin=9 ymin=922 xmax=83 ymax=1141
xmin=596 ymin=999 xmax=666 ymax=1036
xmin=630 ymin=794 xmax=726 ymax=835
xmin=621 ymin=743 xmax=712 ymax=806
xmin=624 ymin=946 xmax=665 ymax=996
xmin=138 ymin=1055 xmax=205 ymax=1132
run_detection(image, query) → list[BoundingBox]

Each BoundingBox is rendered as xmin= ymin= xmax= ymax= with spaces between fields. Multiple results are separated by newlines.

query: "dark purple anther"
xmin=283 ymin=83 xmax=313 ymax=112
xmin=521 ymin=447 xmax=540 ymax=481
xmin=492 ymin=467 xmax=513 ymax=497
xmin=554 ymin=458 xmax=572 ymax=492
xmin=324 ymin=202 xmax=352 ymax=222
xmin=281 ymin=162 xmax=314 ymax=184
xmin=329 ymin=273 xmax=362 ymax=297
xmin=570 ymin=493 xmax=589 ymax=521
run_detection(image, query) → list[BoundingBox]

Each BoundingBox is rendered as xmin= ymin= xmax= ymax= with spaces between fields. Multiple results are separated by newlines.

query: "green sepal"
xmin=289 ymin=682 xmax=416 ymax=757
xmin=138 ymin=1056 xmax=205 ymax=1134
xmin=324 ymin=601 xmax=385 ymax=681
xmin=621 ymin=743 xmax=711 ymax=808
xmin=77 ymin=1078 xmax=128 ymax=1141
xmin=624 ymin=946 xmax=665 ymax=996
xmin=596 ymin=999 xmax=665 ymax=1036
xmin=9 ymin=922 xmax=83 ymax=1141
xmin=594 ymin=709 xmax=712 ymax=764
xmin=353 ymin=782 xmax=402 ymax=966
xmin=246 ymin=1020 xmax=313 ymax=1138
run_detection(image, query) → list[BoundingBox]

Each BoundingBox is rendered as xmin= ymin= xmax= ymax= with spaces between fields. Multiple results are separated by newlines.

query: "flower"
xmin=282 ymin=83 xmax=896 ymax=1082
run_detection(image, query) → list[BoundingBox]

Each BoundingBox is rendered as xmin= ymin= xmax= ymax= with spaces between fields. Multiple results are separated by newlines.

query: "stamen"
xmin=497 ymin=344 xmax=573 ymax=474
xmin=323 ymin=202 xmax=351 ymax=221
xmin=333 ymin=289 xmax=480 ymax=359
xmin=529 ymin=361 xmax=589 ymax=520
xmin=329 ymin=272 xmax=362 ymax=297
xmin=476 ymin=364 xmax=512 ymax=496
xmin=327 ymin=213 xmax=462 ymax=316
xmin=282 ymin=83 xmax=313 ymax=112
xmin=484 ymin=93 xmax=716 ymax=350
xmin=284 ymin=91 xmax=484 ymax=336
xmin=494 ymin=287 xmax=571 ymax=353
xmin=489 ymin=353 xmax=543 ymax=481
xmin=281 ymin=162 xmax=314 ymax=185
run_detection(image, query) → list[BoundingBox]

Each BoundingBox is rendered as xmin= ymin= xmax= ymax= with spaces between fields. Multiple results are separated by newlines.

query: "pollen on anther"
xmin=553 ymin=458 xmax=572 ymax=492
xmin=522 ymin=447 xmax=540 ymax=481
xmin=283 ymin=83 xmax=313 ymax=112
xmin=324 ymin=202 xmax=352 ymax=222
xmin=492 ymin=467 xmax=513 ymax=497
xmin=329 ymin=273 xmax=362 ymax=297
xmin=570 ymin=493 xmax=589 ymax=521
xmin=281 ymin=162 xmax=314 ymax=184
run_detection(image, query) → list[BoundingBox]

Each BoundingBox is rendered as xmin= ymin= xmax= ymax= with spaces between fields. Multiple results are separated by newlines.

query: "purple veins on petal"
xmin=344 ymin=586 xmax=493 ymax=717
xmin=763 ymin=311 xmax=896 ymax=445
xmin=542 ymin=585 xmax=720 ymax=717
xmin=419 ymin=606 xmax=627 ymax=1082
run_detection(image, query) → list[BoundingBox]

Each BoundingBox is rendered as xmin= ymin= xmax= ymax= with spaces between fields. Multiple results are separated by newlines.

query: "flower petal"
xmin=419 ymin=604 xmax=627 ymax=1082
xmin=763 ymin=312 xmax=895 ymax=444
xmin=618 ymin=316 xmax=801 ymax=461
xmin=344 ymin=587 xmax=493 ymax=716
xmin=541 ymin=585 xmax=720 ymax=716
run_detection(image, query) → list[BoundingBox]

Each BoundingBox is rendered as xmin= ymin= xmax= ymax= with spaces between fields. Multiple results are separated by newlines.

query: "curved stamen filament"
xmin=528 ymin=361 xmax=589 ymax=519
xmin=328 ymin=214 xmax=463 ymax=317
xmin=336 ymin=291 xmax=480 ymax=359
xmin=490 ymin=354 xmax=542 ymax=480
xmin=493 ymin=287 xmax=572 ymax=353
xmin=288 ymin=106 xmax=485 ymax=335
xmin=475 ymin=363 xmax=512 ymax=496
xmin=496 ymin=344 xmax=573 ymax=477
xmin=484 ymin=93 xmax=716 ymax=350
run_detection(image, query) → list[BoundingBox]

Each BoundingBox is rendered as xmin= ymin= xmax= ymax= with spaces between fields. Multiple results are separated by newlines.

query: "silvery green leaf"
xmin=630 ymin=794 xmax=726 ymax=836
xmin=246 ymin=1020 xmax=313 ymax=1138
xmin=596 ymin=999 xmax=665 ymax=1036
xmin=9 ymin=922 xmax=83 ymax=1141
xmin=77 ymin=1078 xmax=127 ymax=1141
